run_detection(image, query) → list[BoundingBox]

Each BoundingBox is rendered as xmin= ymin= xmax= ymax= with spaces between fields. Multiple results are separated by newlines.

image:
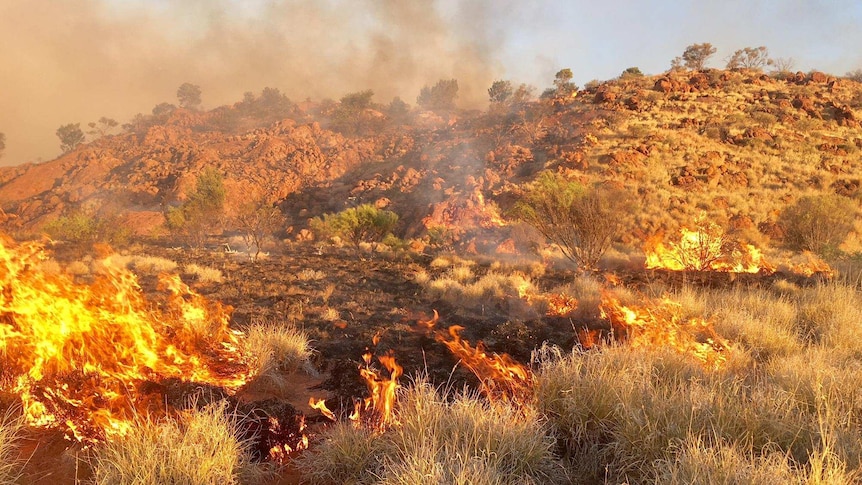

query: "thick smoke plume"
xmin=0 ymin=0 xmax=502 ymax=165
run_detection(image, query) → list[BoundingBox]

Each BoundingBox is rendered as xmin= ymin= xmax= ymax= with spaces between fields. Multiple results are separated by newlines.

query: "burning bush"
xmin=513 ymin=171 xmax=631 ymax=270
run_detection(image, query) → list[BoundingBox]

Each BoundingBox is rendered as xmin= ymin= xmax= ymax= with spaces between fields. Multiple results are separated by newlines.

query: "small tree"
xmin=56 ymin=123 xmax=85 ymax=153
xmin=417 ymin=79 xmax=458 ymax=112
xmin=311 ymin=204 xmax=398 ymax=251
xmin=672 ymin=43 xmax=716 ymax=71
xmin=166 ymin=167 xmax=226 ymax=247
xmin=846 ymin=69 xmax=862 ymax=83
xmin=0 ymin=132 xmax=5 ymax=159
xmin=332 ymin=89 xmax=377 ymax=134
xmin=488 ymin=80 xmax=513 ymax=104
xmin=725 ymin=46 xmax=771 ymax=70
xmin=233 ymin=197 xmax=285 ymax=261
xmin=177 ymin=83 xmax=202 ymax=110
xmin=779 ymin=194 xmax=858 ymax=255
xmin=620 ymin=67 xmax=644 ymax=79
xmin=87 ymin=117 xmax=119 ymax=138
xmin=512 ymin=172 xmax=630 ymax=269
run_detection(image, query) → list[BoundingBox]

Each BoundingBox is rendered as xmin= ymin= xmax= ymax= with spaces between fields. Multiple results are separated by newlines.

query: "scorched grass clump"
xmin=0 ymin=408 xmax=23 ymax=485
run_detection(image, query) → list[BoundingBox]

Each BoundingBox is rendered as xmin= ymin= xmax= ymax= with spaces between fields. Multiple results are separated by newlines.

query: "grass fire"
xmin=2 ymin=16 xmax=862 ymax=483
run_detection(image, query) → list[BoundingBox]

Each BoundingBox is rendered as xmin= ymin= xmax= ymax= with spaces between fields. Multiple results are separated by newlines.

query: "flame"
xmin=436 ymin=325 xmax=532 ymax=405
xmin=352 ymin=351 xmax=402 ymax=431
xmin=645 ymin=218 xmax=774 ymax=274
xmin=780 ymin=251 xmax=835 ymax=278
xmin=308 ymin=397 xmax=336 ymax=421
xmin=545 ymin=293 xmax=579 ymax=317
xmin=599 ymin=292 xmax=732 ymax=369
xmin=0 ymin=237 xmax=250 ymax=441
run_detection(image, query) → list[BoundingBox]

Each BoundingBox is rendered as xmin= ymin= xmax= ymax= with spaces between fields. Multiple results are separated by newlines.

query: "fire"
xmin=353 ymin=351 xmax=402 ymax=430
xmin=645 ymin=219 xmax=775 ymax=274
xmin=599 ymin=292 xmax=732 ymax=369
xmin=544 ymin=293 xmax=579 ymax=317
xmin=780 ymin=251 xmax=835 ymax=278
xmin=0 ymin=237 xmax=249 ymax=441
xmin=436 ymin=325 xmax=532 ymax=405
xmin=308 ymin=397 xmax=335 ymax=421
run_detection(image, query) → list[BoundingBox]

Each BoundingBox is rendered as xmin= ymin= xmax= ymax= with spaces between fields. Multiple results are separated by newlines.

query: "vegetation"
xmin=296 ymin=380 xmax=564 ymax=484
xmin=177 ymin=82 xmax=203 ymax=110
xmin=232 ymin=196 xmax=284 ymax=261
xmin=513 ymin=171 xmax=630 ymax=269
xmin=243 ymin=320 xmax=311 ymax=391
xmin=92 ymin=401 xmax=266 ymax=485
xmin=0 ymin=132 xmax=5 ymax=159
xmin=43 ymin=210 xmax=131 ymax=245
xmin=87 ymin=117 xmax=119 ymax=138
xmin=0 ymin=408 xmax=23 ymax=485
xmin=672 ymin=42 xmax=717 ymax=70
xmin=417 ymin=79 xmax=458 ymax=112
xmin=310 ymin=204 xmax=398 ymax=250
xmin=778 ymin=194 xmax=858 ymax=255
xmin=166 ymin=167 xmax=226 ymax=247
xmin=725 ymin=46 xmax=772 ymax=70
xmin=56 ymin=123 xmax=85 ymax=152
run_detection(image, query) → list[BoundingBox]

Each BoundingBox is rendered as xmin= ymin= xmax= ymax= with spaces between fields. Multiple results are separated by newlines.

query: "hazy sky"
xmin=1 ymin=0 xmax=861 ymax=165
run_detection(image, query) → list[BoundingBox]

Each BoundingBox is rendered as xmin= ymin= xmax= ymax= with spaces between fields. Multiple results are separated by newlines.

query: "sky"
xmin=1 ymin=0 xmax=861 ymax=166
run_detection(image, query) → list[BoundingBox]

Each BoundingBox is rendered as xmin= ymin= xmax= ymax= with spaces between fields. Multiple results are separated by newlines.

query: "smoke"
xmin=0 ymin=0 xmax=503 ymax=165
xmin=2 ymin=0 xmax=861 ymax=165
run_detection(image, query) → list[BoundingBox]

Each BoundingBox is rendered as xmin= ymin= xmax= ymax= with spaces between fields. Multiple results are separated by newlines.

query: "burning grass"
xmin=297 ymin=379 xmax=564 ymax=485
xmin=91 ymin=400 xmax=270 ymax=485
xmin=0 ymin=237 xmax=249 ymax=441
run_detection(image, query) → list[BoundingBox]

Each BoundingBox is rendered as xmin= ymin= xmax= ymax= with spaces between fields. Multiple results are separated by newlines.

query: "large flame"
xmin=0 ymin=237 xmax=250 ymax=441
xmin=644 ymin=219 xmax=775 ymax=274
xmin=599 ymin=292 xmax=733 ymax=369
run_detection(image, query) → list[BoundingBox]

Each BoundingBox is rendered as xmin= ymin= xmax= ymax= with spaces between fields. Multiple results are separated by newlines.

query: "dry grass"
xmin=92 ymin=401 xmax=269 ymax=485
xmin=533 ymin=281 xmax=862 ymax=483
xmin=296 ymin=268 xmax=326 ymax=281
xmin=129 ymin=255 xmax=178 ymax=274
xmin=296 ymin=380 xmax=564 ymax=484
xmin=243 ymin=320 xmax=312 ymax=392
xmin=0 ymin=407 xmax=23 ymax=485
xmin=184 ymin=263 xmax=224 ymax=283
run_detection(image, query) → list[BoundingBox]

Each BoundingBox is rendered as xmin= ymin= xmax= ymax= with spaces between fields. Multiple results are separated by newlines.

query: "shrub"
xmin=166 ymin=168 xmax=226 ymax=248
xmin=92 ymin=401 xmax=266 ymax=485
xmin=512 ymin=171 xmax=631 ymax=269
xmin=43 ymin=211 xmax=131 ymax=246
xmin=311 ymin=204 xmax=398 ymax=251
xmin=779 ymin=194 xmax=857 ymax=255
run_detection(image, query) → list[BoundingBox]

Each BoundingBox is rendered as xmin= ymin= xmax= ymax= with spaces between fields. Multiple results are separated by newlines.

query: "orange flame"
xmin=599 ymin=292 xmax=732 ymax=369
xmin=0 ymin=237 xmax=249 ymax=441
xmin=308 ymin=397 xmax=336 ymax=421
xmin=353 ymin=352 xmax=402 ymax=431
xmin=436 ymin=325 xmax=532 ymax=405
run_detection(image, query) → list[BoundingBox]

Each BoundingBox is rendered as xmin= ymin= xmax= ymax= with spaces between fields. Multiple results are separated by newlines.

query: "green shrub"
xmin=778 ymin=194 xmax=858 ymax=255
xmin=512 ymin=171 xmax=631 ymax=269
xmin=166 ymin=168 xmax=226 ymax=248
xmin=43 ymin=211 xmax=131 ymax=246
xmin=311 ymin=204 xmax=398 ymax=250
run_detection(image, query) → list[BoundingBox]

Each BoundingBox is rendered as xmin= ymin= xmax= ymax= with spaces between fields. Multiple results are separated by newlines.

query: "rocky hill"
xmin=1 ymin=68 xmax=861 ymax=252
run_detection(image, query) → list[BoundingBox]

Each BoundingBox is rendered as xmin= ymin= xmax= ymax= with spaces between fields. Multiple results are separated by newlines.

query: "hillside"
xmin=1 ymin=68 xmax=861 ymax=254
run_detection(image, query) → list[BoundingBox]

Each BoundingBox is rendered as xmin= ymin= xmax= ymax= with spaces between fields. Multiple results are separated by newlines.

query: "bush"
xmin=43 ymin=211 xmax=131 ymax=246
xmin=92 ymin=401 xmax=266 ymax=485
xmin=779 ymin=194 xmax=857 ymax=255
xmin=310 ymin=204 xmax=398 ymax=250
xmin=512 ymin=171 xmax=631 ymax=269
xmin=166 ymin=168 xmax=226 ymax=248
